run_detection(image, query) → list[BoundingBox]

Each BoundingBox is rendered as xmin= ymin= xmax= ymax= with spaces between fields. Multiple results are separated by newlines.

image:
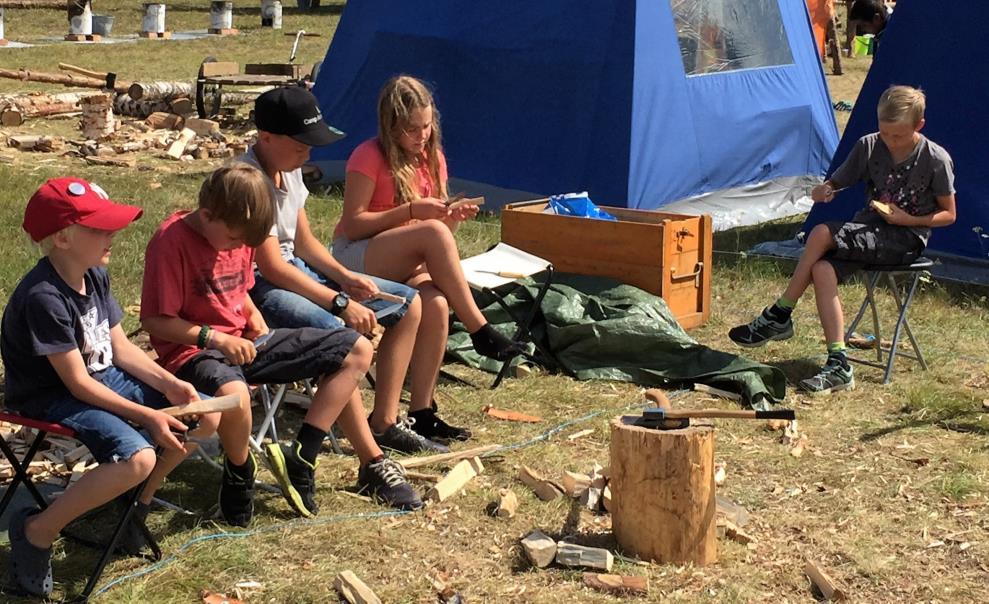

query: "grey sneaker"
xmin=373 ymin=417 xmax=449 ymax=455
xmin=729 ymin=307 xmax=794 ymax=347
xmin=357 ymin=456 xmax=424 ymax=511
xmin=799 ymin=360 xmax=855 ymax=395
xmin=5 ymin=507 xmax=52 ymax=597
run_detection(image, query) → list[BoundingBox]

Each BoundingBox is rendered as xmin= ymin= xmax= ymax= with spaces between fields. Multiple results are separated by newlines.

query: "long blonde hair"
xmin=377 ymin=75 xmax=447 ymax=204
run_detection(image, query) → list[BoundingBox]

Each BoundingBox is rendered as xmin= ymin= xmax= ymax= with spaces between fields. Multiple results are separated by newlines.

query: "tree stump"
xmin=609 ymin=416 xmax=717 ymax=565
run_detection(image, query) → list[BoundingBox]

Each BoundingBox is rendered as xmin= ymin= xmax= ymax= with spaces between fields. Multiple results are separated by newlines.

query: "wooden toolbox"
xmin=501 ymin=199 xmax=712 ymax=329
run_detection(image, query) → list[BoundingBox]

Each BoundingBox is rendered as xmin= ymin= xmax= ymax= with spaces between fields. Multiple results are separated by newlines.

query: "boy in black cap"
xmin=244 ymin=86 xmax=471 ymax=456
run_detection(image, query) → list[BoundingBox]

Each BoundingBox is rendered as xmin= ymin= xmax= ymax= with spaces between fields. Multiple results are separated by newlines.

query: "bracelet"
xmin=204 ymin=328 xmax=216 ymax=349
xmin=197 ymin=325 xmax=212 ymax=349
xmin=408 ymin=202 xmax=413 ymax=220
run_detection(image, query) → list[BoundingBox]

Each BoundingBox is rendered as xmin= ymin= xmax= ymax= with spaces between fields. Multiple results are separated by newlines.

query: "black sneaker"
xmin=5 ymin=507 xmax=52 ymax=597
xmin=357 ymin=456 xmax=424 ymax=511
xmin=219 ymin=453 xmax=257 ymax=527
xmin=408 ymin=406 xmax=472 ymax=442
xmin=265 ymin=441 xmax=318 ymax=517
xmin=799 ymin=358 xmax=855 ymax=395
xmin=728 ymin=307 xmax=794 ymax=347
xmin=373 ymin=417 xmax=449 ymax=454
xmin=114 ymin=495 xmax=151 ymax=555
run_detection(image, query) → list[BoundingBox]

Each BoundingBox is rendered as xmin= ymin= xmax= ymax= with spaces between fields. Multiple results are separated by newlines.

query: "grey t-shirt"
xmin=239 ymin=147 xmax=308 ymax=261
xmin=830 ymin=133 xmax=955 ymax=243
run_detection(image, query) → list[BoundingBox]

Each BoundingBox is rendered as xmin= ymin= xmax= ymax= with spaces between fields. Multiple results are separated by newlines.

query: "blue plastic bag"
xmin=546 ymin=192 xmax=617 ymax=221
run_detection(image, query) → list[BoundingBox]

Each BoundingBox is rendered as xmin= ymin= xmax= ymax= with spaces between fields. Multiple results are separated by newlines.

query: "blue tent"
xmin=802 ymin=1 xmax=989 ymax=282
xmin=311 ymin=0 xmax=838 ymax=221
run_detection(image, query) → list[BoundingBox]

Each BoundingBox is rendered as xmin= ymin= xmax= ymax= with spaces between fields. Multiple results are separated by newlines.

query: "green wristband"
xmin=197 ymin=325 xmax=212 ymax=349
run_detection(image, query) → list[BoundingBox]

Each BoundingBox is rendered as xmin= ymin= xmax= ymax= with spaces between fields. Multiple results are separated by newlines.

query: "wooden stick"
xmin=870 ymin=200 xmax=893 ymax=216
xmin=56 ymin=63 xmax=131 ymax=93
xmin=161 ymin=393 xmax=241 ymax=418
xmin=333 ymin=570 xmax=382 ymax=604
xmin=426 ymin=457 xmax=483 ymax=502
xmin=397 ymin=444 xmax=501 ymax=469
xmin=372 ymin=291 xmax=405 ymax=304
xmin=447 ymin=196 xmax=484 ymax=211
xmin=804 ymin=561 xmax=848 ymax=601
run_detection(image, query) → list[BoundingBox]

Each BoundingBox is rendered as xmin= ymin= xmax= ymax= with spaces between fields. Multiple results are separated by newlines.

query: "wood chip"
xmin=482 ymin=405 xmax=542 ymax=423
xmin=425 ymin=457 xmax=483 ymax=503
xmin=519 ymin=466 xmax=564 ymax=501
xmin=521 ymin=529 xmax=556 ymax=568
xmin=804 ymin=561 xmax=848 ymax=601
xmin=567 ymin=428 xmax=594 ymax=441
xmin=582 ymin=573 xmax=648 ymax=596
xmin=199 ymin=590 xmax=245 ymax=604
xmin=494 ymin=488 xmax=518 ymax=518
xmin=333 ymin=570 xmax=382 ymax=604
xmin=555 ymin=542 xmax=614 ymax=571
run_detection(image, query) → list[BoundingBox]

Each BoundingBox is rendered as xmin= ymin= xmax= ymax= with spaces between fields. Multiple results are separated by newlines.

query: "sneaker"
xmin=728 ymin=307 xmax=794 ymax=347
xmin=408 ymin=406 xmax=472 ymax=442
xmin=5 ymin=507 xmax=52 ymax=597
xmin=799 ymin=359 xmax=855 ymax=395
xmin=373 ymin=417 xmax=449 ymax=455
xmin=264 ymin=442 xmax=318 ymax=517
xmin=114 ymin=495 xmax=151 ymax=555
xmin=357 ymin=457 xmax=424 ymax=511
xmin=218 ymin=453 xmax=257 ymax=527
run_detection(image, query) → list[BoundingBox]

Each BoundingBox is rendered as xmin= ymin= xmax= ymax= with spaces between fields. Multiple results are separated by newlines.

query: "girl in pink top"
xmin=334 ymin=76 xmax=521 ymax=439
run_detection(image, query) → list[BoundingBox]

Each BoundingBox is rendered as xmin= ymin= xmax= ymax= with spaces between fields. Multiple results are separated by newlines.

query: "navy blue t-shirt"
xmin=1 ymin=258 xmax=123 ymax=415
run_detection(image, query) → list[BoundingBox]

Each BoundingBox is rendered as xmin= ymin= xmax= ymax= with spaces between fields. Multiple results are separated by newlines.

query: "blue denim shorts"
xmin=250 ymin=256 xmax=417 ymax=330
xmin=40 ymin=367 xmax=169 ymax=464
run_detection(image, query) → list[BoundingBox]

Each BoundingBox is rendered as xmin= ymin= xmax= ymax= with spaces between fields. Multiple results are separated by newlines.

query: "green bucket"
xmin=853 ymin=34 xmax=874 ymax=56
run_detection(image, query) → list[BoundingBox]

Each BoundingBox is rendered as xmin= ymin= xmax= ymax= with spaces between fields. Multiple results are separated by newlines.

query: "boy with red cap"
xmin=1 ymin=178 xmax=218 ymax=597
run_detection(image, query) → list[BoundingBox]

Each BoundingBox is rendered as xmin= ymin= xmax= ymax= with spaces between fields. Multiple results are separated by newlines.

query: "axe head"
xmin=634 ymin=408 xmax=689 ymax=430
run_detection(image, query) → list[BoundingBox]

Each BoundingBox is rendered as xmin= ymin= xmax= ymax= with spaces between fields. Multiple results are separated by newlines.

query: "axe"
xmin=629 ymin=389 xmax=796 ymax=430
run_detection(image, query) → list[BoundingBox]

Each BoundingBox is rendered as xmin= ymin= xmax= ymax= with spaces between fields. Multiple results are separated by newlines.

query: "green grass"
xmin=1 ymin=3 xmax=989 ymax=603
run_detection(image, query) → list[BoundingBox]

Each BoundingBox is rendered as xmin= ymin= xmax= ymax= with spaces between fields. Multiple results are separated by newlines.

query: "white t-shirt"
xmin=239 ymin=147 xmax=308 ymax=261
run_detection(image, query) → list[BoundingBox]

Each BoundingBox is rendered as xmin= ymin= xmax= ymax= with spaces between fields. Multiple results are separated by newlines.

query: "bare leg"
xmin=812 ymin=260 xmax=845 ymax=344
xmin=333 ymin=391 xmax=384 ymax=465
xmin=23 ymin=448 xmax=157 ymax=548
xmin=137 ymin=414 xmax=220 ymax=504
xmin=368 ymin=296 xmax=421 ymax=432
xmin=405 ymin=278 xmax=447 ymax=412
xmin=782 ymin=224 xmax=838 ymax=302
xmin=362 ymin=220 xmax=488 ymax=331
xmin=304 ymin=337 xmax=373 ymax=432
xmin=213 ymin=381 xmax=253 ymax=467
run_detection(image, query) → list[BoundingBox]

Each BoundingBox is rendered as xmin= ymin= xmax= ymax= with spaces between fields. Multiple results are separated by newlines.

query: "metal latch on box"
xmin=670 ymin=262 xmax=704 ymax=287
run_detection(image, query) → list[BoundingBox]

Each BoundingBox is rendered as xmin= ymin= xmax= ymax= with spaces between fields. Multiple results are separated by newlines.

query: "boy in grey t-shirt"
xmin=729 ymin=85 xmax=956 ymax=395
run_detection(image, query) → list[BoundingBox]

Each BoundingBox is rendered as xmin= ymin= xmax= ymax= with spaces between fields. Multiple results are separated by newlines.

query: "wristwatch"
xmin=330 ymin=292 xmax=351 ymax=316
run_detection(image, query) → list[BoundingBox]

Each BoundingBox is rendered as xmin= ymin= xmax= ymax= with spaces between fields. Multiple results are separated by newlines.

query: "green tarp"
xmin=447 ymin=274 xmax=786 ymax=409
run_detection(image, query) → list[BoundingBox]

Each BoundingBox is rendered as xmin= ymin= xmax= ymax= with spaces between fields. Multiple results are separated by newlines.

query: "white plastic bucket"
xmin=91 ymin=14 xmax=114 ymax=37
xmin=142 ymin=3 xmax=166 ymax=34
xmin=69 ymin=3 xmax=93 ymax=36
xmin=209 ymin=1 xmax=233 ymax=29
xmin=261 ymin=0 xmax=282 ymax=29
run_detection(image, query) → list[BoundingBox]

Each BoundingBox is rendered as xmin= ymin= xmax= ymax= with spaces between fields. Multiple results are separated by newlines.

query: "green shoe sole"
xmin=263 ymin=443 xmax=314 ymax=519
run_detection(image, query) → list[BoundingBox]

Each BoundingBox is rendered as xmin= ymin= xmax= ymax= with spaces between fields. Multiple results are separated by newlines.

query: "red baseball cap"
xmin=23 ymin=178 xmax=143 ymax=242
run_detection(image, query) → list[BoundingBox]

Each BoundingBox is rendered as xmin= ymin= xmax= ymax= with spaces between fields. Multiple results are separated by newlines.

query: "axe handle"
xmin=662 ymin=409 xmax=795 ymax=421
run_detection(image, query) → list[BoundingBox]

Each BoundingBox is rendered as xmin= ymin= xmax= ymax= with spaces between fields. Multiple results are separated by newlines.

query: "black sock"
xmin=225 ymin=454 xmax=255 ymax=480
xmin=296 ymin=422 xmax=326 ymax=465
xmin=470 ymin=323 xmax=521 ymax=359
xmin=827 ymin=350 xmax=848 ymax=368
xmin=765 ymin=303 xmax=792 ymax=322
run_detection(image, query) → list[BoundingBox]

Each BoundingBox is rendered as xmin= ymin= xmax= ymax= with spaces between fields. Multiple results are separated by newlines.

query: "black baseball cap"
xmin=253 ymin=86 xmax=345 ymax=147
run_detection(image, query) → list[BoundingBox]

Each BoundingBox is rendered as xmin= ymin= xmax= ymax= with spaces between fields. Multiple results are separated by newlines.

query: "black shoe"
xmin=265 ymin=441 xmax=318 ymax=517
xmin=5 ymin=507 xmax=52 ymax=597
xmin=408 ymin=406 xmax=472 ymax=442
xmin=357 ymin=456 xmax=424 ymax=511
xmin=728 ymin=307 xmax=794 ymax=347
xmin=372 ymin=417 xmax=449 ymax=455
xmin=114 ymin=494 xmax=151 ymax=555
xmin=470 ymin=324 xmax=525 ymax=361
xmin=219 ymin=452 xmax=257 ymax=527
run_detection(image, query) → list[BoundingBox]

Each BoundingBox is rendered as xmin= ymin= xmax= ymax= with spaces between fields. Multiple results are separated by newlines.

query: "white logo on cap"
xmin=68 ymin=182 xmax=87 ymax=196
xmin=89 ymin=183 xmax=109 ymax=200
xmin=303 ymin=116 xmax=320 ymax=125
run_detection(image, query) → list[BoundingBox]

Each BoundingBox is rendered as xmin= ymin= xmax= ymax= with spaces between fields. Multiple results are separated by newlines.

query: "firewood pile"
xmin=0 ymin=420 xmax=97 ymax=490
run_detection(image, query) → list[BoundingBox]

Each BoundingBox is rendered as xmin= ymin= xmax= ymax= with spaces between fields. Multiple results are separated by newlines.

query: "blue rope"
xmin=90 ymin=389 xmax=688 ymax=598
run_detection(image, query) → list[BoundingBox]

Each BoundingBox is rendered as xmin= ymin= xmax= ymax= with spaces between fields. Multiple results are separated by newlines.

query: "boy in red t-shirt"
xmin=141 ymin=163 xmax=422 ymax=521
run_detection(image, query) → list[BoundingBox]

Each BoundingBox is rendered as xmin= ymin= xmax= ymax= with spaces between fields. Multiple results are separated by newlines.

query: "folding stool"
xmin=0 ymin=412 xmax=161 ymax=602
xmin=845 ymin=257 xmax=933 ymax=384
xmin=460 ymin=243 xmax=557 ymax=388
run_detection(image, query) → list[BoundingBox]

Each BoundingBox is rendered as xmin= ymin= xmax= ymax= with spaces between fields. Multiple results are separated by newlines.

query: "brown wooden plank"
xmin=200 ymin=62 xmax=240 ymax=78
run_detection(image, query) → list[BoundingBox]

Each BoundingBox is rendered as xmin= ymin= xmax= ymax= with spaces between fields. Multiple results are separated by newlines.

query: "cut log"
xmin=145 ymin=111 xmax=184 ymax=130
xmin=582 ymin=573 xmax=649 ymax=596
xmin=494 ymin=488 xmax=518 ymax=518
xmin=333 ymin=570 xmax=382 ymax=604
xmin=0 ymin=68 xmax=110 ymax=91
xmin=113 ymin=94 xmax=171 ymax=120
xmin=804 ymin=561 xmax=848 ymax=601
xmin=128 ymin=81 xmax=194 ymax=102
xmin=184 ymin=117 xmax=220 ymax=137
xmin=0 ymin=1 xmax=71 ymax=8
xmin=166 ymin=128 xmax=196 ymax=159
xmin=426 ymin=457 xmax=483 ymax=503
xmin=555 ymin=542 xmax=614 ymax=571
xmin=610 ymin=416 xmax=717 ymax=566
xmin=518 ymin=466 xmax=563 ymax=501
xmin=397 ymin=444 xmax=500 ymax=470
xmin=521 ymin=529 xmax=556 ymax=568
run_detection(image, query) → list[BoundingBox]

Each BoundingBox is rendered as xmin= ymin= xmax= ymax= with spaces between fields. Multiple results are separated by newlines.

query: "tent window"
xmin=670 ymin=0 xmax=794 ymax=76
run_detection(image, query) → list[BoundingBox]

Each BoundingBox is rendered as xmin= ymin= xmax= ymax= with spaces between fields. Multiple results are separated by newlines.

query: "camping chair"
xmin=0 ymin=412 xmax=162 ymax=602
xmin=844 ymin=256 xmax=932 ymax=384
xmin=460 ymin=243 xmax=556 ymax=389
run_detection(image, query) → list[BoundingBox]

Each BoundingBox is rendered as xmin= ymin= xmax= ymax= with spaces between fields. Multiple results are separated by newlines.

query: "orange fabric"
xmin=806 ymin=0 xmax=835 ymax=57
